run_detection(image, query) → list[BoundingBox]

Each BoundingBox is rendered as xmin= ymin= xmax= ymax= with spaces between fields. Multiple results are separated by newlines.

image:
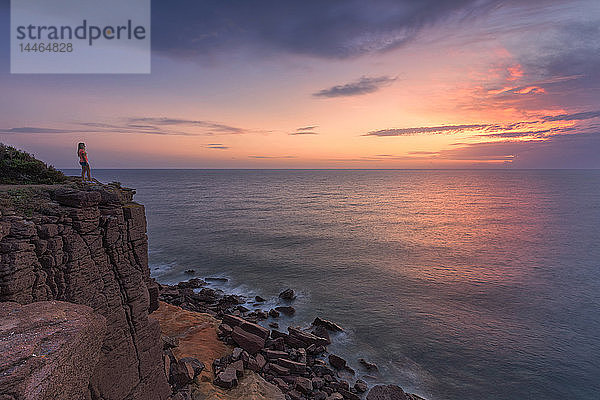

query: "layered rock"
xmin=0 ymin=301 xmax=106 ymax=400
xmin=0 ymin=184 xmax=170 ymax=400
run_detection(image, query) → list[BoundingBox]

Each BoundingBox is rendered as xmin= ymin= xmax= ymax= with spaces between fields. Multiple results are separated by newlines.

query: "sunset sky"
xmin=1 ymin=0 xmax=599 ymax=168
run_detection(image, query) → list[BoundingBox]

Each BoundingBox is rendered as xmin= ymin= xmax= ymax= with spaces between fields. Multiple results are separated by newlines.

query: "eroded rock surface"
xmin=0 ymin=184 xmax=170 ymax=400
xmin=0 ymin=301 xmax=106 ymax=400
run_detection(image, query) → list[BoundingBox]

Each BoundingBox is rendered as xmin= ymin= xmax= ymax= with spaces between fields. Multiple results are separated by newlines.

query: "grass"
xmin=0 ymin=143 xmax=67 ymax=184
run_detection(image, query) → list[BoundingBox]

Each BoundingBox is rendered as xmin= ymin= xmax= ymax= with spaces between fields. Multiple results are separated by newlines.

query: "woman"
xmin=77 ymin=142 xmax=91 ymax=182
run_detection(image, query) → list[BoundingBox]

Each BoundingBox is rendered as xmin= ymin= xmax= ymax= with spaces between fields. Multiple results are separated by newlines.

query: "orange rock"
xmin=153 ymin=301 xmax=285 ymax=400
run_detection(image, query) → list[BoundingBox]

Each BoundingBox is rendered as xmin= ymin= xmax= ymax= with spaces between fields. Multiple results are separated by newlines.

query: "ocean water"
xmin=68 ymin=169 xmax=600 ymax=400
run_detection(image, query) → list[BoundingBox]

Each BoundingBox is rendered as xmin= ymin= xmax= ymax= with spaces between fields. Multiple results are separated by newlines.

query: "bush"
xmin=0 ymin=143 xmax=67 ymax=184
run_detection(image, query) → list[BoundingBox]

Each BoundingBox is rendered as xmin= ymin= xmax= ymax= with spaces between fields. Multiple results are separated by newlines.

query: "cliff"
xmin=0 ymin=182 xmax=170 ymax=400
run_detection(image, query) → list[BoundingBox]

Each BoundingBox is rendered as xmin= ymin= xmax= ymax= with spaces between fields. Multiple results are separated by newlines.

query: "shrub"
xmin=0 ymin=143 xmax=67 ymax=184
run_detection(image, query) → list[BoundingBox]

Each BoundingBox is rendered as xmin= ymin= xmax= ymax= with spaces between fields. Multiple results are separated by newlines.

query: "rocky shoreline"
xmin=0 ymin=174 xmax=425 ymax=400
xmin=157 ymin=278 xmax=425 ymax=400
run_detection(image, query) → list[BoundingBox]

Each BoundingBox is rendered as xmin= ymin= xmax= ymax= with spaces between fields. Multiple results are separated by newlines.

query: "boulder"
xmin=179 ymin=357 xmax=205 ymax=377
xmin=366 ymin=385 xmax=411 ymax=400
xmin=0 ymin=301 xmax=106 ymax=400
xmin=231 ymin=326 xmax=265 ymax=354
xmin=329 ymin=354 xmax=347 ymax=370
xmin=354 ymin=379 xmax=368 ymax=393
xmin=338 ymin=388 xmax=361 ymax=400
xmin=296 ymin=376 xmax=313 ymax=394
xmin=279 ymin=288 xmax=296 ymax=300
xmin=172 ymin=358 xmax=195 ymax=386
xmin=275 ymin=306 xmax=296 ymax=315
xmin=214 ymin=366 xmax=238 ymax=389
xmin=312 ymin=317 xmax=344 ymax=332
xmin=359 ymin=358 xmax=379 ymax=371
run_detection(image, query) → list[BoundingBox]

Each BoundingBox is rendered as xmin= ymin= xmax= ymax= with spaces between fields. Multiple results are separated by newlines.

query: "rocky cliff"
xmin=0 ymin=183 xmax=170 ymax=400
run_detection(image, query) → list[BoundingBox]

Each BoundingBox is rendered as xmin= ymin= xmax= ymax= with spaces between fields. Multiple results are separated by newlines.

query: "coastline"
xmin=155 ymin=276 xmax=427 ymax=400
xmin=0 ymin=176 xmax=425 ymax=400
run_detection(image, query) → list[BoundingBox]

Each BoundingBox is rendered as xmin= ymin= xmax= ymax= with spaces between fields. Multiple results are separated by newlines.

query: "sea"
xmin=64 ymin=169 xmax=600 ymax=400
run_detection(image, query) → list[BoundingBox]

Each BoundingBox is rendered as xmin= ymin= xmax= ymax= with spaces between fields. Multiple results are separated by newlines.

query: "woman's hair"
xmin=77 ymin=142 xmax=85 ymax=156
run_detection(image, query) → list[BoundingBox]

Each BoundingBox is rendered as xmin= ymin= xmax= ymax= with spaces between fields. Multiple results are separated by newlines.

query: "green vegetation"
xmin=0 ymin=143 xmax=67 ymax=184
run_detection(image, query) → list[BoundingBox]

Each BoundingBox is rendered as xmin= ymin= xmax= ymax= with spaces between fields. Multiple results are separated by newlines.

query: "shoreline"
xmin=156 ymin=276 xmax=427 ymax=400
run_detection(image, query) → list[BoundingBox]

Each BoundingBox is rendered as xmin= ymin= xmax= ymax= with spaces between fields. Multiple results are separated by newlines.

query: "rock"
xmin=269 ymin=322 xmax=280 ymax=329
xmin=296 ymin=376 xmax=313 ymax=394
xmin=327 ymin=394 xmax=344 ymax=400
xmin=339 ymin=388 xmax=361 ymax=400
xmin=177 ymin=278 xmax=205 ymax=289
xmin=277 ymin=358 xmax=307 ymax=374
xmin=312 ymin=317 xmax=344 ymax=332
xmin=205 ymin=277 xmax=228 ymax=282
xmin=240 ymin=320 xmax=270 ymax=340
xmin=314 ymin=391 xmax=328 ymax=400
xmin=269 ymin=308 xmax=281 ymax=318
xmin=312 ymin=377 xmax=325 ymax=389
xmin=162 ymin=334 xmax=180 ymax=349
xmin=275 ymin=306 xmax=296 ymax=315
xmin=172 ymin=358 xmax=195 ymax=386
xmin=265 ymin=349 xmax=290 ymax=359
xmin=255 ymin=295 xmax=266 ymax=302
xmin=214 ymin=366 xmax=239 ymax=389
xmin=359 ymin=358 xmax=379 ymax=371
xmin=312 ymin=325 xmax=332 ymax=345
xmin=256 ymin=353 xmax=267 ymax=369
xmin=329 ymin=354 xmax=347 ymax=370
xmin=354 ymin=379 xmax=368 ymax=393
xmin=164 ymin=352 xmax=173 ymax=378
xmin=288 ymin=326 xmax=329 ymax=347
xmin=247 ymin=356 xmax=261 ymax=372
xmin=231 ymin=359 xmax=245 ymax=378
xmin=0 ymin=301 xmax=106 ymax=400
xmin=222 ymin=314 xmax=247 ymax=328
xmin=0 ymin=186 xmax=171 ymax=400
xmin=231 ymin=326 xmax=265 ymax=354
xmin=279 ymin=288 xmax=296 ymax=300
xmin=288 ymin=389 xmax=304 ymax=400
xmin=179 ymin=357 xmax=205 ymax=377
xmin=232 ymin=347 xmax=244 ymax=360
xmin=268 ymin=363 xmax=290 ymax=376
xmin=184 ymin=269 xmax=195 ymax=274
xmin=366 ymin=385 xmax=411 ymax=400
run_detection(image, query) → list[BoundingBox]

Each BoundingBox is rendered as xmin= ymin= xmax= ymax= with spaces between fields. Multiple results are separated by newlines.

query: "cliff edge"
xmin=0 ymin=182 xmax=170 ymax=400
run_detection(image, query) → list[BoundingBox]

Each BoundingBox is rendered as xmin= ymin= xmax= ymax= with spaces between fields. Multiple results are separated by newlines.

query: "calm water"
xmin=68 ymin=169 xmax=600 ymax=400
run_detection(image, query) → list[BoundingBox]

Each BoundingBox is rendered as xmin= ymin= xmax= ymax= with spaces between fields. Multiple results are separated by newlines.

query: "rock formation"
xmin=0 ymin=183 xmax=170 ymax=400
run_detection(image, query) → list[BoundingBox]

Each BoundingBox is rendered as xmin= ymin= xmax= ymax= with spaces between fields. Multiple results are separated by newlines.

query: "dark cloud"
xmin=0 ymin=117 xmax=255 ymax=137
xmin=364 ymin=124 xmax=488 ymax=136
xmin=0 ymin=127 xmax=81 ymax=134
xmin=151 ymin=0 xmax=506 ymax=60
xmin=206 ymin=145 xmax=229 ymax=149
xmin=313 ymin=76 xmax=396 ymax=98
xmin=129 ymin=117 xmax=247 ymax=135
xmin=541 ymin=111 xmax=600 ymax=122
xmin=249 ymin=155 xmax=297 ymax=159
xmin=290 ymin=125 xmax=319 ymax=135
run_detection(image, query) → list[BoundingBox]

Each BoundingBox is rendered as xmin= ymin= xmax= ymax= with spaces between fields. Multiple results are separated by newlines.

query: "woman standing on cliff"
xmin=77 ymin=142 xmax=91 ymax=183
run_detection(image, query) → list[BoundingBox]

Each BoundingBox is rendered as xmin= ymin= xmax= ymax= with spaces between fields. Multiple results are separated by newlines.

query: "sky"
xmin=1 ymin=0 xmax=599 ymax=168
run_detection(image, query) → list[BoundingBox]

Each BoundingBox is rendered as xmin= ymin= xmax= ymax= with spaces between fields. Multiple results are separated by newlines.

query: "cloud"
xmin=0 ymin=127 xmax=82 ymax=134
xmin=151 ymin=0 xmax=509 ymax=60
xmin=206 ymin=143 xmax=230 ymax=149
xmin=291 ymin=125 xmax=319 ymax=135
xmin=248 ymin=155 xmax=297 ymax=159
xmin=129 ymin=117 xmax=247 ymax=135
xmin=0 ymin=117 xmax=257 ymax=137
xmin=364 ymin=124 xmax=488 ymax=136
xmin=541 ymin=111 xmax=600 ymax=122
xmin=313 ymin=76 xmax=396 ymax=98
